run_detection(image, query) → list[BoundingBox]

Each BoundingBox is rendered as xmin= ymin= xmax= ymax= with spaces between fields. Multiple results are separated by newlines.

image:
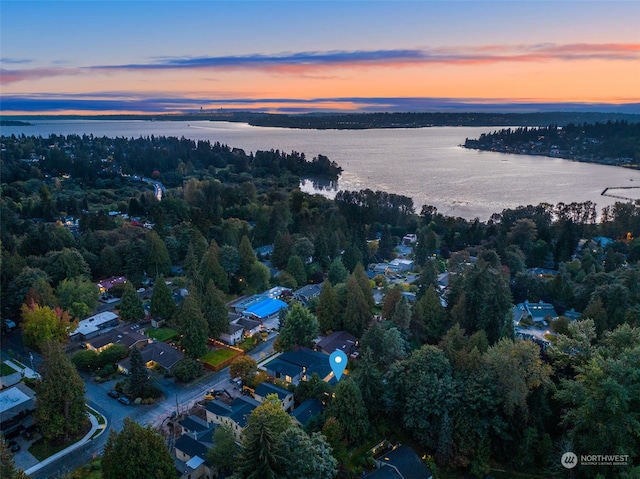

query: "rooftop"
xmin=243 ymin=298 xmax=288 ymax=320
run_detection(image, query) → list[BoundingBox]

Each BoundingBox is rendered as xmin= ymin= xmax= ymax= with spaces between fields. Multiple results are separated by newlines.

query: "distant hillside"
xmin=6 ymin=111 xmax=640 ymax=129
xmin=463 ymin=121 xmax=640 ymax=168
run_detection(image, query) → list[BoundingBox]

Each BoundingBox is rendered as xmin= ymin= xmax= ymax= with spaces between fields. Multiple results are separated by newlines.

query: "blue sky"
xmin=2 ymin=1 xmax=639 ymax=114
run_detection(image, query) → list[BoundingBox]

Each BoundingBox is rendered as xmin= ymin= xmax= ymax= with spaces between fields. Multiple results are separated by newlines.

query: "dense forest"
xmin=1 ymin=132 xmax=639 ymax=478
xmin=464 ymin=121 xmax=640 ymax=167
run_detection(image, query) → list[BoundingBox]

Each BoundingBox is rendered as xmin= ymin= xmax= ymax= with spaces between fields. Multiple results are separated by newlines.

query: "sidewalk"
xmin=24 ymin=407 xmax=107 ymax=476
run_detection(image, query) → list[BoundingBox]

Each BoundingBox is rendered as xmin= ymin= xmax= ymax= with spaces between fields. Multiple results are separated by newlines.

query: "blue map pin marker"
xmin=329 ymin=350 xmax=348 ymax=381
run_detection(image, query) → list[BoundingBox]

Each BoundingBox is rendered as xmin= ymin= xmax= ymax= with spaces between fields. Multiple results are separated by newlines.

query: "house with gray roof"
xmin=84 ymin=324 xmax=149 ymax=352
xmin=118 ymin=341 xmax=183 ymax=374
xmin=365 ymin=444 xmax=433 ymax=479
xmin=291 ymin=398 xmax=325 ymax=427
xmin=205 ymin=396 xmax=261 ymax=441
xmin=254 ymin=382 xmax=294 ymax=412
xmin=514 ymin=300 xmax=558 ymax=325
xmin=263 ymin=348 xmax=335 ymax=385
xmin=220 ymin=322 xmax=244 ymax=346
xmin=174 ymin=433 xmax=212 ymax=479
xmin=292 ymin=283 xmax=323 ymax=305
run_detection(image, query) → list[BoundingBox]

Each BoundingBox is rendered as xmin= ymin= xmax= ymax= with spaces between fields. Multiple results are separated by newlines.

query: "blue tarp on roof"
xmin=243 ymin=298 xmax=287 ymax=319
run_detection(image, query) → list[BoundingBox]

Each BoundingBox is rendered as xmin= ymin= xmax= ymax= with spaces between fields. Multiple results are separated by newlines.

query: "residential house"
xmin=263 ymin=348 xmax=334 ymax=385
xmin=205 ymin=396 xmax=261 ymax=441
xmin=235 ymin=316 xmax=262 ymax=337
xmin=118 ymin=341 xmax=183 ymax=374
xmin=315 ymin=330 xmax=359 ymax=357
xmin=96 ymin=276 xmax=127 ymax=293
xmin=386 ymin=258 xmax=414 ymax=274
xmin=365 ymin=444 xmax=433 ymax=479
xmin=242 ymin=298 xmax=288 ymax=323
xmin=514 ymin=300 xmax=559 ymax=325
xmin=290 ymin=398 xmax=325 ymax=427
xmin=220 ymin=322 xmax=244 ymax=346
xmin=180 ymin=415 xmax=212 ymax=441
xmin=174 ymin=433 xmax=212 ymax=479
xmin=292 ymin=283 xmax=323 ymax=305
xmin=254 ymin=382 xmax=294 ymax=412
xmin=402 ymin=234 xmax=417 ymax=245
xmin=0 ymin=383 xmax=36 ymax=437
xmin=84 ymin=324 xmax=148 ymax=352
xmin=70 ymin=311 xmax=119 ymax=341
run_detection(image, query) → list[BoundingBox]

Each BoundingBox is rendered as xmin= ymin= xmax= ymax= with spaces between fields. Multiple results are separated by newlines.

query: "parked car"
xmin=107 ymin=390 xmax=120 ymax=399
xmin=8 ymin=440 xmax=20 ymax=452
xmin=118 ymin=396 xmax=131 ymax=405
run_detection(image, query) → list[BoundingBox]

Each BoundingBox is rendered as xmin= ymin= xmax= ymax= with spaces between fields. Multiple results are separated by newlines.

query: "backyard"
xmin=145 ymin=327 xmax=178 ymax=342
xmin=200 ymin=348 xmax=241 ymax=370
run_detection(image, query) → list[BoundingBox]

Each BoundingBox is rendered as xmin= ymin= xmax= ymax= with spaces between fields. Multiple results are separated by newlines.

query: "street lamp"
xmin=29 ymin=352 xmax=34 ymax=376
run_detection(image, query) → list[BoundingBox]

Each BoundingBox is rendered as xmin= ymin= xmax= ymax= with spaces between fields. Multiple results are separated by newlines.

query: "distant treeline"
xmin=464 ymin=121 xmax=640 ymax=167
xmin=1 ymin=134 xmax=342 ymax=188
xmin=6 ymin=111 xmax=640 ymax=129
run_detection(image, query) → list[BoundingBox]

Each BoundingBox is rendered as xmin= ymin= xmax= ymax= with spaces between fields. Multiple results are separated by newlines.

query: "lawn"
xmin=145 ymin=327 xmax=178 ymax=342
xmin=200 ymin=348 xmax=239 ymax=367
xmin=29 ymin=420 xmax=91 ymax=461
xmin=0 ymin=362 xmax=18 ymax=376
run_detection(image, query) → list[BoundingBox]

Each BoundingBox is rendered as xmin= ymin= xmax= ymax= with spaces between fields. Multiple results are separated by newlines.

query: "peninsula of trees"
xmin=7 ymin=111 xmax=640 ymax=129
xmin=464 ymin=121 xmax=640 ymax=168
xmin=1 ymin=132 xmax=639 ymax=479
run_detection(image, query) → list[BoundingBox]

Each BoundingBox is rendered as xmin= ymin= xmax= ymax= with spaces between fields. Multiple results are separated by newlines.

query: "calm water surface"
xmin=3 ymin=120 xmax=638 ymax=220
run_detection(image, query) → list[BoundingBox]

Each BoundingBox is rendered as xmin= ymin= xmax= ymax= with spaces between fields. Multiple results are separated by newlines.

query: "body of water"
xmin=3 ymin=119 xmax=638 ymax=220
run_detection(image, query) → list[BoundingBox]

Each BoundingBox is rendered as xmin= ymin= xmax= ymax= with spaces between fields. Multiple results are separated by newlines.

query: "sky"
xmin=1 ymin=1 xmax=640 ymax=115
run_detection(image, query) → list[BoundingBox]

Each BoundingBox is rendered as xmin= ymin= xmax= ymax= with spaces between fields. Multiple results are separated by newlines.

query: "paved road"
xmin=29 ymin=334 xmax=277 ymax=479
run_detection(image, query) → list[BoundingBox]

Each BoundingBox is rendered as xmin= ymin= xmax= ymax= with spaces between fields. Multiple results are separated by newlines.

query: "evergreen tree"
xmin=341 ymin=243 xmax=362 ymax=273
xmin=451 ymin=252 xmax=512 ymax=344
xmin=286 ymin=255 xmax=307 ymax=287
xmin=377 ymin=226 xmax=394 ymax=260
xmin=272 ymin=232 xmax=294 ymax=270
xmin=127 ymin=346 xmax=151 ymax=399
xmin=145 ymin=230 xmax=171 ymax=277
xmin=326 ymin=378 xmax=369 ymax=444
xmin=124 ymin=240 xmax=147 ymax=286
xmin=411 ymin=285 xmax=447 ymax=344
xmin=200 ymin=240 xmax=229 ymax=293
xmin=102 ymin=418 xmax=175 ymax=479
xmin=150 ymin=275 xmax=176 ymax=320
xmin=390 ymin=295 xmax=412 ymax=332
xmin=382 ymin=287 xmax=403 ymax=320
xmin=119 ymin=281 xmax=144 ymax=322
xmin=352 ymin=263 xmax=375 ymax=310
xmin=178 ymin=293 xmax=208 ymax=358
xmin=277 ymin=303 xmax=319 ymax=351
xmin=202 ymin=280 xmax=228 ymax=339
xmin=235 ymin=396 xmax=291 ymax=479
xmin=352 ymin=348 xmax=385 ymax=421
xmin=360 ymin=322 xmax=407 ymax=369
xmin=316 ymin=281 xmax=341 ymax=333
xmin=343 ymin=275 xmax=371 ymax=337
xmin=35 ymin=341 xmax=86 ymax=441
xmin=327 ymin=258 xmax=348 ymax=285
xmin=238 ymin=235 xmax=256 ymax=278
xmin=207 ymin=423 xmax=239 ymax=474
